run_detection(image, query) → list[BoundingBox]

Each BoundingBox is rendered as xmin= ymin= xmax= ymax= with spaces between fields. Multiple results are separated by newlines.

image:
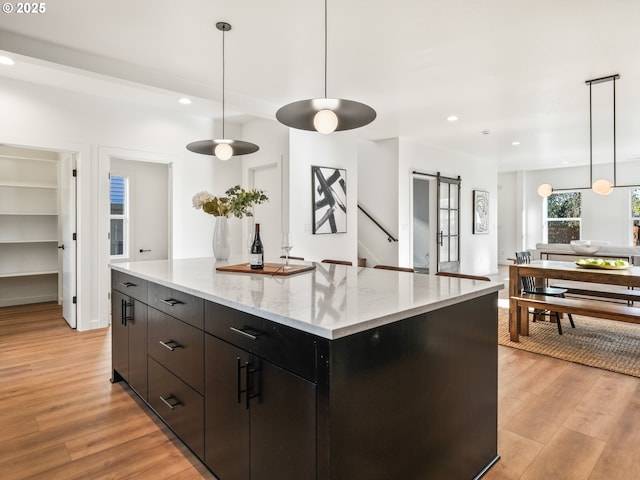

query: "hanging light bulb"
xmin=313 ymin=109 xmax=339 ymax=134
xmin=214 ymin=142 xmax=233 ymax=161
xmin=186 ymin=22 xmax=259 ymax=158
xmin=537 ymin=184 xmax=553 ymax=197
xmin=592 ymin=179 xmax=614 ymax=195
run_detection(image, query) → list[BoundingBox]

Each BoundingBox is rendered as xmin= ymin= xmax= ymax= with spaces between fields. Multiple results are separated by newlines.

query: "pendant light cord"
xmin=221 ymin=26 xmax=226 ymax=138
xmin=323 ymin=0 xmax=328 ymax=99
xmin=613 ymin=76 xmax=617 ymax=186
xmin=589 ymin=82 xmax=593 ymax=185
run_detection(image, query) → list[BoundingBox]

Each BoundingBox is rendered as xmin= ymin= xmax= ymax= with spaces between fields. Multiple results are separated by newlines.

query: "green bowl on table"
xmin=575 ymin=258 xmax=632 ymax=270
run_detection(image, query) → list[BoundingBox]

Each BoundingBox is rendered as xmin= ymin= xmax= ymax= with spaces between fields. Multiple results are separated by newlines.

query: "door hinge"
xmin=72 ymin=296 xmax=77 ymax=304
xmin=73 ymin=233 xmax=77 ymax=241
xmin=72 ymin=169 xmax=77 ymax=177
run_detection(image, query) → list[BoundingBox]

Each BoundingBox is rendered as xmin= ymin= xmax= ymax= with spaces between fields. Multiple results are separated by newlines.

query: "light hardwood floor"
xmin=1 ymin=300 xmax=639 ymax=479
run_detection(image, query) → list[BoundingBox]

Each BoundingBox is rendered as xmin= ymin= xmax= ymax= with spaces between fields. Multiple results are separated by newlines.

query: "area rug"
xmin=497 ymin=307 xmax=640 ymax=378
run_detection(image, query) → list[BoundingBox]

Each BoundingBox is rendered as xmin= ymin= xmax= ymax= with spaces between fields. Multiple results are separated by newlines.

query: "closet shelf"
xmin=0 ymin=270 xmax=58 ymax=279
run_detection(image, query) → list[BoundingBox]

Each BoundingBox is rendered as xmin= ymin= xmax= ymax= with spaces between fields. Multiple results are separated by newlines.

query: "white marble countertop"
xmin=110 ymin=257 xmax=503 ymax=339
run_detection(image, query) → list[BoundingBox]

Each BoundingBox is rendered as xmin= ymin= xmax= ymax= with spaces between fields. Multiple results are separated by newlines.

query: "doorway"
xmin=0 ymin=144 xmax=77 ymax=327
xmin=109 ymin=159 xmax=169 ymax=263
xmin=412 ymin=176 xmax=431 ymax=273
xmin=247 ymin=162 xmax=281 ymax=257
xmin=412 ymin=171 xmax=461 ymax=274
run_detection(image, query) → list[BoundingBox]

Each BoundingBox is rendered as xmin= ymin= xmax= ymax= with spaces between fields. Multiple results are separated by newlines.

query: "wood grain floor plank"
xmin=563 ymin=371 xmax=638 ymax=441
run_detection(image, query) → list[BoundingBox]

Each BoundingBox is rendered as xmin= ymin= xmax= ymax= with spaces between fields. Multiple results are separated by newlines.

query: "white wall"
xmin=357 ymin=138 xmax=399 ymax=266
xmin=398 ymin=139 xmax=499 ymax=276
xmin=288 ymin=130 xmax=359 ymax=265
xmin=0 ymin=77 xmax=224 ymax=330
xmin=497 ymin=171 xmax=522 ymax=264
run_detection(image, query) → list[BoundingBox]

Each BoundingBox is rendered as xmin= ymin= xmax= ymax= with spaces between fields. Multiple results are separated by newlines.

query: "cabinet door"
xmin=205 ymin=334 xmax=250 ymax=480
xmin=205 ymin=333 xmax=317 ymax=480
xmin=251 ymin=361 xmax=317 ymax=480
xmin=128 ymin=300 xmax=147 ymax=400
xmin=111 ymin=290 xmax=129 ymax=382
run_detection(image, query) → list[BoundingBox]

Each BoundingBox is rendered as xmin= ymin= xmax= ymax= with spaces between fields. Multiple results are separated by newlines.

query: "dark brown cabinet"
xmin=204 ymin=333 xmax=316 ymax=480
xmin=148 ymin=357 xmax=204 ymax=459
xmin=111 ymin=277 xmax=148 ymax=400
xmin=203 ymin=300 xmax=317 ymax=479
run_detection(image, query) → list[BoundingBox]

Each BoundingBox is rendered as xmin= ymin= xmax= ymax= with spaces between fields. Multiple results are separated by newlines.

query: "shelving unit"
xmin=0 ymin=148 xmax=60 ymax=307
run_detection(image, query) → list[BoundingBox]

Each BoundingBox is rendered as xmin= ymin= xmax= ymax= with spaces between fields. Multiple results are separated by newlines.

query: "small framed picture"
xmin=473 ymin=190 xmax=489 ymax=234
xmin=312 ymin=166 xmax=347 ymax=234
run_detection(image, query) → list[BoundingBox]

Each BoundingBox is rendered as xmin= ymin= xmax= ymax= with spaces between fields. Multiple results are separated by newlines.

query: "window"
xmin=631 ymin=189 xmax=640 ymax=246
xmin=110 ymin=175 xmax=128 ymax=257
xmin=544 ymin=191 xmax=581 ymax=243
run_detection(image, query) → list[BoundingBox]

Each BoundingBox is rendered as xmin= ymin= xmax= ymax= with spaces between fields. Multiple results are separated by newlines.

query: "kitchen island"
xmin=110 ymin=257 xmax=502 ymax=480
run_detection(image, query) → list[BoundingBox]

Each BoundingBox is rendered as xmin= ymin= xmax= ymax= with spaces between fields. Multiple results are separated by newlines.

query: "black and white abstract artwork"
xmin=312 ymin=166 xmax=347 ymax=234
xmin=473 ymin=190 xmax=489 ymax=234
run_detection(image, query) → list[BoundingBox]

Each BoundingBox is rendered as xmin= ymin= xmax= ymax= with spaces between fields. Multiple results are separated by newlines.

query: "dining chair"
xmin=280 ymin=255 xmax=304 ymax=261
xmin=515 ymin=251 xmax=575 ymax=334
xmin=374 ymin=264 xmax=415 ymax=273
xmin=435 ymin=271 xmax=490 ymax=282
xmin=321 ymin=259 xmax=353 ymax=266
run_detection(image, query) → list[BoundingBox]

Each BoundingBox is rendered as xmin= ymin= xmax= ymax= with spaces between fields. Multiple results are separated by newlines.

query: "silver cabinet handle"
xmin=119 ymin=281 xmax=136 ymax=288
xmin=160 ymin=298 xmax=183 ymax=307
xmin=230 ymin=326 xmax=259 ymax=340
xmin=159 ymin=395 xmax=181 ymax=410
xmin=159 ymin=340 xmax=181 ymax=351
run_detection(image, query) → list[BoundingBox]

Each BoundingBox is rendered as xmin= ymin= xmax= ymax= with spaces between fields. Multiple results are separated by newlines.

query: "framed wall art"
xmin=473 ymin=190 xmax=489 ymax=234
xmin=312 ymin=166 xmax=347 ymax=234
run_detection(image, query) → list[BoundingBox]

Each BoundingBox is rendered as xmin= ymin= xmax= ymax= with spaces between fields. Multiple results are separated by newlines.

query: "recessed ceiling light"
xmin=447 ymin=115 xmax=458 ymax=122
xmin=0 ymin=56 xmax=15 ymax=66
xmin=511 ymin=141 xmax=520 ymax=146
xmin=178 ymin=97 xmax=191 ymax=105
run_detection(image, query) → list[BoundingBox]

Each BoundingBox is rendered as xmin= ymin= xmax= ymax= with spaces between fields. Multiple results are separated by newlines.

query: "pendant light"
xmin=187 ymin=22 xmax=259 ymax=160
xmin=275 ymin=0 xmax=376 ymax=133
xmin=588 ymin=75 xmax=618 ymax=195
xmin=537 ymin=74 xmax=620 ymax=197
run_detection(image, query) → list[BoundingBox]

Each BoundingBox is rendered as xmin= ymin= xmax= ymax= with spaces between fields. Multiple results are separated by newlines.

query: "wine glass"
xmin=281 ymin=233 xmax=293 ymax=269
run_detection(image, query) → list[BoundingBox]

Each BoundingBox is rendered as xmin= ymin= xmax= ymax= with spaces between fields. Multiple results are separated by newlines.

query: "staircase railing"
xmin=357 ymin=203 xmax=398 ymax=242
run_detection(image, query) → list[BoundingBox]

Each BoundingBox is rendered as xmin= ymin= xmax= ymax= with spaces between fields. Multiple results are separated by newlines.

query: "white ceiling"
xmin=1 ymin=0 xmax=639 ymax=172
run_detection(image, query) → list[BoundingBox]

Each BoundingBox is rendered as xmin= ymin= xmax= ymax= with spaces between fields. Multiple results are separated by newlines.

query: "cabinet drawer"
xmin=205 ymin=300 xmax=266 ymax=355
xmin=148 ymin=358 xmax=204 ymax=460
xmin=111 ymin=270 xmax=148 ymax=303
xmin=148 ymin=308 xmax=204 ymax=394
xmin=148 ymin=282 xmax=204 ymax=329
xmin=205 ymin=301 xmax=317 ymax=382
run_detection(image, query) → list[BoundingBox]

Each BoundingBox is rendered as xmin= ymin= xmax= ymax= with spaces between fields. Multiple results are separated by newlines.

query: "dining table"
xmin=508 ymin=260 xmax=640 ymax=341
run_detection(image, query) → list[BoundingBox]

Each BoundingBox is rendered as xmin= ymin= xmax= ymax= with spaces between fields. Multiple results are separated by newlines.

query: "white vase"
xmin=212 ymin=216 xmax=231 ymax=261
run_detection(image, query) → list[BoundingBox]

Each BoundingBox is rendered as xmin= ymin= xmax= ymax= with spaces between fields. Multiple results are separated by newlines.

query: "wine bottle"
xmin=250 ymin=223 xmax=264 ymax=270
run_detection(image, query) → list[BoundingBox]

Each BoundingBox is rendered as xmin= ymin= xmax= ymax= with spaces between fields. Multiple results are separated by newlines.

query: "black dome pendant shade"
xmin=186 ymin=139 xmax=260 ymax=156
xmin=275 ymin=0 xmax=376 ymax=133
xmin=276 ymin=98 xmax=376 ymax=132
xmin=186 ymin=22 xmax=259 ymax=159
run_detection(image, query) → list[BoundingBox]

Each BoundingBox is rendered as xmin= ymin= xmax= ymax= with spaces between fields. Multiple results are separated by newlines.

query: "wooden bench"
xmin=550 ymin=285 xmax=640 ymax=304
xmin=509 ymin=294 xmax=640 ymax=342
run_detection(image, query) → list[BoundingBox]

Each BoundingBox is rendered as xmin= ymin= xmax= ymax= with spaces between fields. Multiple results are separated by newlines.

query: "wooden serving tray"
xmin=216 ymin=262 xmax=315 ymax=276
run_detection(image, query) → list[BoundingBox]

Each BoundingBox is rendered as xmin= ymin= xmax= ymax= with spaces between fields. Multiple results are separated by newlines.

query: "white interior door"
xmin=110 ymin=159 xmax=169 ymax=262
xmin=250 ymin=163 xmax=281 ymax=260
xmin=60 ymin=153 xmax=77 ymax=328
